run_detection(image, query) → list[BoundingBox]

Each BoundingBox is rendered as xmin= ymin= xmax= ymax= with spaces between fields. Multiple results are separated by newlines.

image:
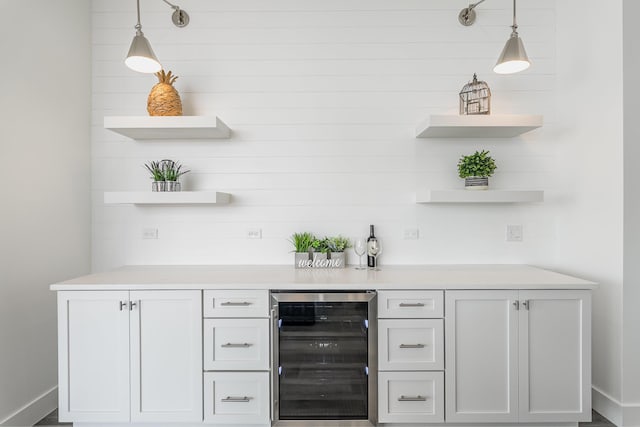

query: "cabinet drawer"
xmin=378 ymin=371 xmax=444 ymax=423
xmin=203 ymin=290 xmax=269 ymax=318
xmin=204 ymin=319 xmax=270 ymax=371
xmin=204 ymin=372 xmax=270 ymax=424
xmin=378 ymin=291 xmax=443 ymax=318
xmin=379 ymin=319 xmax=444 ymax=371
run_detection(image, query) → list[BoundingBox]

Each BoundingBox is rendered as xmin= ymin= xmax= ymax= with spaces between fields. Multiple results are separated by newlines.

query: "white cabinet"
xmin=445 ymin=290 xmax=591 ymax=423
xmin=57 ymin=290 xmax=202 ymax=423
xmin=57 ymin=291 xmax=130 ymax=423
xmin=203 ymin=290 xmax=271 ymax=425
xmin=378 ymin=290 xmax=445 ymax=423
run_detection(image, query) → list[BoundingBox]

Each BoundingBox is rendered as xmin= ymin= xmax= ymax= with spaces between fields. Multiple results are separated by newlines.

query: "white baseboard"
xmin=593 ymin=386 xmax=640 ymax=427
xmin=0 ymin=386 xmax=57 ymax=427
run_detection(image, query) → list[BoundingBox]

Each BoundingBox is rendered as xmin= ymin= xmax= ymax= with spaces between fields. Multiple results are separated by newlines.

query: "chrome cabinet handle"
xmin=221 ymin=343 xmax=252 ymax=348
xmin=400 ymin=344 xmax=426 ymax=349
xmin=399 ymin=303 xmax=425 ymax=307
xmin=129 ymin=301 xmax=137 ymax=311
xmin=221 ymin=301 xmax=251 ymax=306
xmin=522 ymin=300 xmax=530 ymax=310
xmin=222 ymin=396 xmax=251 ymax=402
xmin=513 ymin=300 xmax=520 ymax=310
xmin=398 ymin=395 xmax=427 ymax=402
xmin=119 ymin=301 xmax=128 ymax=311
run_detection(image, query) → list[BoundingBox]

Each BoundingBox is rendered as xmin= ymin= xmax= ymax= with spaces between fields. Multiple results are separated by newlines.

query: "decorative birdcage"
xmin=459 ymin=73 xmax=491 ymax=115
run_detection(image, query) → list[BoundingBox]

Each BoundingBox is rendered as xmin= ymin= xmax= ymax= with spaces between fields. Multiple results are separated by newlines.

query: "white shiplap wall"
xmin=92 ymin=0 xmax=558 ymax=271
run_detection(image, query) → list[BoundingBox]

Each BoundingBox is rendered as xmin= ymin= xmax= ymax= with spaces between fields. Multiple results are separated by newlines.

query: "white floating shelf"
xmin=104 ymin=191 xmax=231 ymax=205
xmin=416 ymin=114 xmax=543 ymax=138
xmin=416 ymin=190 xmax=544 ymax=204
xmin=104 ymin=116 xmax=231 ymax=140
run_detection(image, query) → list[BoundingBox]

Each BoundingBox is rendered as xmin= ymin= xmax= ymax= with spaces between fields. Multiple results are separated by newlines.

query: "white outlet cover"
xmin=506 ymin=225 xmax=523 ymax=242
xmin=247 ymin=228 xmax=262 ymax=239
xmin=403 ymin=228 xmax=419 ymax=240
xmin=142 ymin=228 xmax=159 ymax=239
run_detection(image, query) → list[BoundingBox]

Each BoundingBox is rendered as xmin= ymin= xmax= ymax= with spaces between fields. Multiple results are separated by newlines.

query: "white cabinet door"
xmin=130 ymin=290 xmax=203 ymax=423
xmin=445 ymin=290 xmax=519 ymax=423
xmin=518 ymin=290 xmax=591 ymax=422
xmin=57 ymin=291 xmax=130 ymax=423
xmin=204 ymin=318 xmax=270 ymax=371
xmin=378 ymin=319 xmax=444 ymax=371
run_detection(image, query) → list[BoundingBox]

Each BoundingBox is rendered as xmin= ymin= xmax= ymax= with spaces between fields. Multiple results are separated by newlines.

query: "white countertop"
xmin=50 ymin=264 xmax=597 ymax=291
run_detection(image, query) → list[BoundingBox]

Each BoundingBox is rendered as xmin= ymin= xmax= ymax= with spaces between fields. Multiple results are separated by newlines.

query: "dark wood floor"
xmin=34 ymin=409 xmax=616 ymax=426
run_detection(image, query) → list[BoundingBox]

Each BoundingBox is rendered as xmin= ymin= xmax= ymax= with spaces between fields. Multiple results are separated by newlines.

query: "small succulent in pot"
xmin=144 ymin=160 xmax=166 ymax=191
xmin=457 ymin=150 xmax=497 ymax=190
xmin=162 ymin=159 xmax=190 ymax=191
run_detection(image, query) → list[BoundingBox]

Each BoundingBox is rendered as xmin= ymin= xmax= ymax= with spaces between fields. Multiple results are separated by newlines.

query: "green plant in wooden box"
xmin=457 ymin=149 xmax=497 ymax=190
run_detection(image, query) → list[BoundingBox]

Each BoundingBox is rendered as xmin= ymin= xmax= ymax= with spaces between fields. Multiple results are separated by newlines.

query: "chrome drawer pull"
xmin=399 ymin=303 xmax=425 ymax=307
xmin=221 ymin=343 xmax=252 ymax=348
xmin=221 ymin=301 xmax=252 ymax=306
xmin=398 ymin=395 xmax=427 ymax=402
xmin=400 ymin=344 xmax=426 ymax=349
xmin=222 ymin=396 xmax=252 ymax=402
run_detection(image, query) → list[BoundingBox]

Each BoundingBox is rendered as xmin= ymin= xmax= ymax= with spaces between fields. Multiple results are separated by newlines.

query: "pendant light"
xmin=125 ymin=0 xmax=162 ymax=73
xmin=493 ymin=0 xmax=530 ymax=74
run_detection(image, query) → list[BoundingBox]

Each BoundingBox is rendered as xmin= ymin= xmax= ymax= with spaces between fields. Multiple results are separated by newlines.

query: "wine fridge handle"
xmin=270 ymin=306 xmax=279 ymax=422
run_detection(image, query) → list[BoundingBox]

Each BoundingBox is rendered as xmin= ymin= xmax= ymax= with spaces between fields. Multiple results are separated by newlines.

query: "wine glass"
xmin=369 ymin=240 xmax=382 ymax=271
xmin=353 ymin=239 xmax=366 ymax=270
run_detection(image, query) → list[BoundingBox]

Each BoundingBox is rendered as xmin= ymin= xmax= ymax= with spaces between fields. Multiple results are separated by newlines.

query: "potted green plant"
xmin=310 ymin=236 xmax=330 ymax=264
xmin=144 ymin=160 xmax=165 ymax=192
xmin=457 ymin=149 xmax=497 ymax=190
xmin=325 ymin=235 xmax=351 ymax=268
xmin=290 ymin=232 xmax=316 ymax=268
xmin=162 ymin=159 xmax=190 ymax=191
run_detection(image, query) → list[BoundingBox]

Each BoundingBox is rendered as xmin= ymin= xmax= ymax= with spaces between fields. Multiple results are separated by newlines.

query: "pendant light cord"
xmin=511 ymin=0 xmax=519 ymax=34
xmin=135 ymin=0 xmax=142 ymax=33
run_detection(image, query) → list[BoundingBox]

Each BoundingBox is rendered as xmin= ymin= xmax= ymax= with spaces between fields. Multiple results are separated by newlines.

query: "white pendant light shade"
xmin=125 ymin=32 xmax=162 ymax=73
xmin=493 ymin=32 xmax=530 ymax=74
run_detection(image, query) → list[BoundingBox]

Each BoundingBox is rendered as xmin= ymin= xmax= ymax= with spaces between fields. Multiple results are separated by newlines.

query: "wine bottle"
xmin=367 ymin=224 xmax=377 ymax=268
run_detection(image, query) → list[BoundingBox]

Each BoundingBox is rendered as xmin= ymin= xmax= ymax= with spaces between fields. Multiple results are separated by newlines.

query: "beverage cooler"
xmin=271 ymin=291 xmax=377 ymax=425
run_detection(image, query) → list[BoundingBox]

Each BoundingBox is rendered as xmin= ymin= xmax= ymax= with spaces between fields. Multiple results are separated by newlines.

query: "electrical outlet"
xmin=247 ymin=228 xmax=262 ymax=239
xmin=506 ymin=225 xmax=523 ymax=242
xmin=403 ymin=228 xmax=419 ymax=240
xmin=142 ymin=228 xmax=158 ymax=239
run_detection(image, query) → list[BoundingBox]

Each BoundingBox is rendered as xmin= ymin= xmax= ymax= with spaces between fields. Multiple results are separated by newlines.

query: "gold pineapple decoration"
xmin=147 ymin=70 xmax=183 ymax=116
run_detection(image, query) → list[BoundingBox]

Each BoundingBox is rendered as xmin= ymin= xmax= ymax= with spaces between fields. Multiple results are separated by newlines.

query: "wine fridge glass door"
xmin=272 ymin=292 xmax=375 ymax=421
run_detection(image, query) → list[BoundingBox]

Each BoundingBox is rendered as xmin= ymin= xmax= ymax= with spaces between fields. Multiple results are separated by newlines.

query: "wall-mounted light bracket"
xmin=162 ymin=0 xmax=189 ymax=27
xmin=458 ymin=0 xmax=486 ymax=26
